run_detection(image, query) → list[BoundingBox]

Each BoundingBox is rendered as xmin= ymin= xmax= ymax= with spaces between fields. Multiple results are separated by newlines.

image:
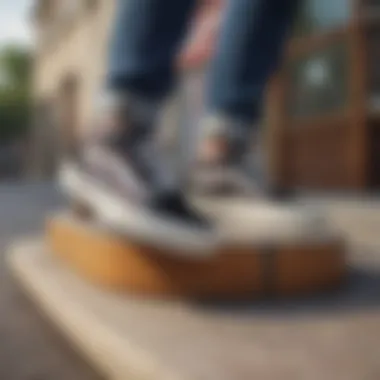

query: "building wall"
xmin=31 ymin=0 xmax=116 ymax=176
xmin=34 ymin=0 xmax=115 ymax=137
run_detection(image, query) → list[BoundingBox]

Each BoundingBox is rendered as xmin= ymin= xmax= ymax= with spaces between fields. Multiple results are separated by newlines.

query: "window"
xmin=367 ymin=26 xmax=380 ymax=112
xmin=286 ymin=40 xmax=349 ymax=118
xmin=86 ymin=0 xmax=99 ymax=12
xmin=59 ymin=0 xmax=81 ymax=18
xmin=293 ymin=0 xmax=352 ymax=37
xmin=363 ymin=0 xmax=380 ymax=10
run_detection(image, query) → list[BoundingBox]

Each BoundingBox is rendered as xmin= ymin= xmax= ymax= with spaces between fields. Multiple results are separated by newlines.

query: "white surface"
xmin=9 ymin=238 xmax=291 ymax=380
xmin=193 ymin=196 xmax=337 ymax=245
xmin=8 ymin=238 xmax=379 ymax=380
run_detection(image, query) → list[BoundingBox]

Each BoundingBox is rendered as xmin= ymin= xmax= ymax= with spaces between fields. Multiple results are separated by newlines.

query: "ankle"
xmin=198 ymin=114 xmax=255 ymax=163
xmin=91 ymin=90 xmax=161 ymax=142
xmin=99 ymin=91 xmax=160 ymax=122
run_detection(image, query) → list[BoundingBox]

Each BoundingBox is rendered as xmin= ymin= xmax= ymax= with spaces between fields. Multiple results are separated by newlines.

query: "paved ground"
xmin=0 ymin=182 xmax=101 ymax=380
xmin=1 ymin=182 xmax=380 ymax=379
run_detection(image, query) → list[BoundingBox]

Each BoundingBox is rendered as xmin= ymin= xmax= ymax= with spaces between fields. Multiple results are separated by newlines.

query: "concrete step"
xmin=6 ymin=238 xmax=378 ymax=380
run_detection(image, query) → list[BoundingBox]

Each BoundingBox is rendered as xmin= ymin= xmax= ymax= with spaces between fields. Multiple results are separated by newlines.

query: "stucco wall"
xmin=34 ymin=0 xmax=115 ymax=139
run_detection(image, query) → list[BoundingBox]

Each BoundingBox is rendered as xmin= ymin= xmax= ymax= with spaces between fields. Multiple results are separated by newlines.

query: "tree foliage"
xmin=0 ymin=45 xmax=32 ymax=144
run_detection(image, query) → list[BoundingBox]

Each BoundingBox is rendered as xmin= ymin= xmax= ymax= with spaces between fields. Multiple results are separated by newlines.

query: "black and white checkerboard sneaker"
xmin=59 ymin=95 xmax=217 ymax=257
xmin=189 ymin=115 xmax=293 ymax=199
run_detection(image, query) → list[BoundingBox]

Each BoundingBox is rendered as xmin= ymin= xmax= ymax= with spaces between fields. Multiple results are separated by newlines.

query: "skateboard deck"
xmin=45 ymin=212 xmax=346 ymax=299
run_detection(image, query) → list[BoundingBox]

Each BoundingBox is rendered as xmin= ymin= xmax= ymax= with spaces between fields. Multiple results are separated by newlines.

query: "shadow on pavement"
xmin=195 ymin=267 xmax=380 ymax=318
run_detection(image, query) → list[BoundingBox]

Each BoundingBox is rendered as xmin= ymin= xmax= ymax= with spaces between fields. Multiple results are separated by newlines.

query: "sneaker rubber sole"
xmin=59 ymin=162 xmax=218 ymax=258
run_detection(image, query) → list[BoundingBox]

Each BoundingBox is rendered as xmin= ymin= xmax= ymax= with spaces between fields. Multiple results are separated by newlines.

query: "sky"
xmin=0 ymin=0 xmax=32 ymax=47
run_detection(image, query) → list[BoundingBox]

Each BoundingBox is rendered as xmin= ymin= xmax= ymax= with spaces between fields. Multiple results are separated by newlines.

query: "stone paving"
xmin=1 ymin=182 xmax=380 ymax=379
xmin=0 ymin=182 xmax=101 ymax=380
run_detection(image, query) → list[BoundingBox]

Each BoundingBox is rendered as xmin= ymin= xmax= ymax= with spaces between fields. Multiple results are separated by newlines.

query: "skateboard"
xmin=54 ymin=161 xmax=347 ymax=299
xmin=42 ymin=210 xmax=346 ymax=298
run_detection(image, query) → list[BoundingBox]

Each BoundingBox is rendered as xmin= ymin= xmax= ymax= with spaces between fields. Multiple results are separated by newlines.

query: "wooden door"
xmin=270 ymin=0 xmax=368 ymax=190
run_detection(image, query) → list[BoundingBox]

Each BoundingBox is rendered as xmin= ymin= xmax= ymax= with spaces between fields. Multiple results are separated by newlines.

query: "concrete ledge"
xmin=5 ymin=239 xmax=358 ymax=380
xmin=7 ymin=239 xmax=184 ymax=380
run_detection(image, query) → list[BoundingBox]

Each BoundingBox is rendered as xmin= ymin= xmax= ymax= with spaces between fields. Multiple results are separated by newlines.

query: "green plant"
xmin=0 ymin=44 xmax=32 ymax=144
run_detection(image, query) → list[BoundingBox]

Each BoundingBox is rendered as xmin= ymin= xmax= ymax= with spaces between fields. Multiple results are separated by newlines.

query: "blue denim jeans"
xmin=108 ymin=0 xmax=299 ymax=125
